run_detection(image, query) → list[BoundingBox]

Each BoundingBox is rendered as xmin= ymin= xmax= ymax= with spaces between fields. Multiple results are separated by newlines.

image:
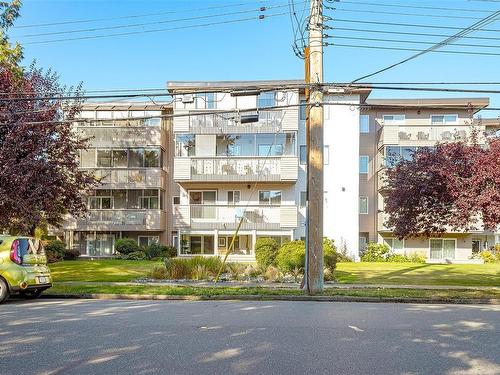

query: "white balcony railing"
xmin=77 ymin=127 xmax=165 ymax=146
xmin=69 ymin=209 xmax=165 ymax=231
xmin=81 ymin=168 xmax=166 ymax=189
xmin=174 ymin=205 xmax=298 ymax=230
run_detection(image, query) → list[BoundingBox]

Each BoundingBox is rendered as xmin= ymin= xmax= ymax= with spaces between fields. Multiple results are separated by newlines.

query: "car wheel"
xmin=20 ymin=289 xmax=43 ymax=299
xmin=0 ymin=278 xmax=9 ymax=303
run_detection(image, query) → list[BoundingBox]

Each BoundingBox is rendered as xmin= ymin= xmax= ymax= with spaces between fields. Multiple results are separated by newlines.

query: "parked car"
xmin=0 ymin=236 xmax=52 ymax=303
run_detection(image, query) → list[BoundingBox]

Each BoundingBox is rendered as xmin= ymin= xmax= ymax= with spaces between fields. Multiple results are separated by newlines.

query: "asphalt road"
xmin=0 ymin=299 xmax=498 ymax=375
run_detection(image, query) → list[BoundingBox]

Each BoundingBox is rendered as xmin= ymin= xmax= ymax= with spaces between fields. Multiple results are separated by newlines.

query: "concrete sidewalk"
xmin=56 ymin=280 xmax=499 ymax=290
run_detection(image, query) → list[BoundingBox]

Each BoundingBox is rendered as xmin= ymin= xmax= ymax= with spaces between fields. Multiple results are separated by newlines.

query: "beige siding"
xmin=280 ymin=156 xmax=299 ymax=181
xmin=280 ymin=206 xmax=298 ymax=228
xmin=173 ymin=158 xmax=191 ymax=180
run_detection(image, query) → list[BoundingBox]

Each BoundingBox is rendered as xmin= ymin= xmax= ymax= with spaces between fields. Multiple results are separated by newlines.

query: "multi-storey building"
xmin=57 ymin=81 xmax=499 ymax=263
xmin=360 ymin=98 xmax=499 ymax=262
xmin=60 ymin=102 xmax=173 ymax=256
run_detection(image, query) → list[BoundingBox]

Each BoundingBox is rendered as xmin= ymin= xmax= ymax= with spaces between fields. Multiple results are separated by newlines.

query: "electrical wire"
xmin=21 ymin=12 xmax=288 ymax=45
xmin=348 ymin=9 xmax=500 ymax=83
xmin=332 ymin=1 xmax=496 ymax=14
xmin=329 ymin=7 xmax=484 ymax=21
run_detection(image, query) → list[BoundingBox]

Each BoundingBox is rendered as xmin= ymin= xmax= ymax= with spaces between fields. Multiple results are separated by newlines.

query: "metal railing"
xmin=189 ymin=109 xmax=283 ymax=130
xmin=190 ymin=158 xmax=280 ymax=179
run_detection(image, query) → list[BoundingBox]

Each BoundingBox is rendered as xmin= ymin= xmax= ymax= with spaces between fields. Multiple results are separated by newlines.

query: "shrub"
xmin=125 ymin=251 xmax=146 ymax=260
xmin=163 ymin=256 xmax=224 ymax=279
xmin=255 ymin=237 xmax=279 ymax=269
xmin=165 ymin=258 xmax=192 ymax=279
xmin=226 ymin=263 xmax=246 ymax=281
xmin=62 ymin=249 xmax=80 ymax=260
xmin=361 ymin=242 xmax=390 ymax=262
xmin=408 ymin=252 xmax=426 ymax=263
xmin=150 ymin=265 xmax=168 ymax=279
xmin=161 ymin=245 xmax=178 ymax=258
xmin=323 ymin=238 xmax=338 ymax=274
xmin=263 ymin=265 xmax=281 ymax=282
xmin=115 ymin=238 xmax=140 ymax=255
xmin=144 ymin=242 xmax=162 ymax=260
xmin=386 ymin=254 xmax=408 ymax=262
xmin=478 ymin=250 xmax=497 ymax=263
xmin=45 ymin=239 xmax=65 ymax=260
xmin=276 ymin=240 xmax=305 ymax=274
xmin=192 ymin=265 xmax=210 ymax=280
xmin=190 ymin=256 xmax=223 ymax=275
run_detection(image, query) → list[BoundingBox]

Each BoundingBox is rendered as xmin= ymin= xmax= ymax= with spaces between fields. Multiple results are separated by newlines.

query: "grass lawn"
xmin=50 ymin=259 xmax=500 ymax=287
xmin=46 ymin=284 xmax=500 ymax=300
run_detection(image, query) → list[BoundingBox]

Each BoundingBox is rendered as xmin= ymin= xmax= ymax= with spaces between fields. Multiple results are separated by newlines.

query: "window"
xmin=144 ymin=149 xmax=160 ymax=167
xmin=359 ymin=196 xmax=368 ymax=214
xmin=300 ymin=191 xmax=307 ymax=208
xmin=112 ymin=150 xmax=127 ymax=168
xmin=431 ymin=114 xmax=458 ymax=125
xmin=227 ymin=191 xmax=240 ymax=204
xmin=383 ymin=114 xmax=405 ymax=124
xmin=259 ymin=190 xmax=281 ymax=205
xmin=176 ymin=135 xmax=196 ymax=157
xmin=89 ymin=190 xmax=112 ymax=209
xmin=324 ymin=145 xmax=329 ymax=165
xmin=360 ymin=115 xmax=370 ymax=133
xmin=300 ymin=145 xmax=307 ymax=164
xmin=172 ymin=196 xmax=180 ymax=205
xmin=180 ymin=235 xmax=214 ymax=255
xmin=359 ymin=236 xmax=368 ymax=251
xmin=300 ymin=99 xmax=307 ymax=120
xmin=258 ymin=92 xmax=276 ymax=108
xmin=81 ymin=149 xmax=96 ymax=167
xmin=138 ymin=236 xmax=159 ymax=247
xmin=206 ymin=93 xmax=215 ymax=109
xmin=140 ymin=189 xmax=159 ymax=209
xmin=383 ymin=238 xmax=404 ymax=253
xmin=430 ymin=238 xmax=456 ymax=260
xmin=359 ymin=155 xmax=369 ymax=174
xmin=189 ymin=191 xmax=216 ymax=219
xmin=96 ymin=150 xmax=112 ymax=167
xmin=189 ymin=191 xmax=216 ymax=205
xmin=128 ymin=148 xmax=144 ymax=168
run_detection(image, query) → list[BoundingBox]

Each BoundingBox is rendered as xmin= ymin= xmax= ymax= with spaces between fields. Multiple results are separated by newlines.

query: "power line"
xmin=328 ymin=7 xmax=484 ymax=21
xmin=11 ymin=0 xmax=277 ymax=29
xmin=326 ymin=42 xmax=500 ymax=56
xmin=325 ymin=35 xmax=500 ymax=49
xmin=16 ymin=2 xmax=300 ymax=39
xmin=333 ymin=1 xmax=495 ymax=14
xmin=328 ymin=27 xmax=500 ymax=42
xmin=22 ymin=12 xmax=288 ymax=45
xmin=349 ymin=9 xmax=500 ymax=82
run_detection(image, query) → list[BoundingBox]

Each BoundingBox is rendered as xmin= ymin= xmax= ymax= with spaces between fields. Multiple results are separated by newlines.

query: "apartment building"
xmin=167 ymin=80 xmax=367 ymax=261
xmin=60 ymin=102 xmax=173 ymax=256
xmin=360 ymin=98 xmax=499 ymax=262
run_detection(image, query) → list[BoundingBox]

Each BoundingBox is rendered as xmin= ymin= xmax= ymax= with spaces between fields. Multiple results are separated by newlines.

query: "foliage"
xmin=407 ymin=252 xmax=427 ymax=264
xmin=323 ymin=238 xmax=339 ymax=274
xmin=360 ymin=242 xmax=390 ymax=262
xmin=123 ymin=251 xmax=146 ymax=260
xmin=226 ymin=263 xmax=246 ymax=281
xmin=263 ymin=265 xmax=281 ymax=282
xmin=0 ymin=1 xmax=23 ymax=76
xmin=478 ymin=250 xmax=498 ymax=263
xmin=386 ymin=254 xmax=409 ymax=263
xmin=192 ymin=265 xmax=209 ymax=280
xmin=255 ymin=237 xmax=279 ymax=269
xmin=115 ymin=238 xmax=141 ymax=255
xmin=276 ymin=240 xmax=305 ymax=274
xmin=62 ymin=248 xmax=80 ymax=260
xmin=143 ymin=242 xmax=162 ymax=260
xmin=45 ymin=239 xmax=65 ymax=263
xmin=161 ymin=245 xmax=178 ymax=258
xmin=149 ymin=265 xmax=168 ymax=280
xmin=164 ymin=258 xmax=192 ymax=279
xmin=163 ymin=256 xmax=223 ymax=280
xmin=384 ymin=138 xmax=500 ymax=238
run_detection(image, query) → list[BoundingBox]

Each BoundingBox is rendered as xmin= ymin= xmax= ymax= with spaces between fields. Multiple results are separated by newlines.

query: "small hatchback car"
xmin=0 ymin=236 xmax=52 ymax=303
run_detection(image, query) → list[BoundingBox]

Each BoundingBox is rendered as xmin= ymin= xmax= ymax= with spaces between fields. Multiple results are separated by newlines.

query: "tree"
xmin=0 ymin=2 xmax=96 ymax=234
xmin=383 ymin=137 xmax=500 ymax=239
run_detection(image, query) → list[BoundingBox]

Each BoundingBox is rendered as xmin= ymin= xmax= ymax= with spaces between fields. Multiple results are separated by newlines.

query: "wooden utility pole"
xmin=305 ymin=0 xmax=324 ymax=294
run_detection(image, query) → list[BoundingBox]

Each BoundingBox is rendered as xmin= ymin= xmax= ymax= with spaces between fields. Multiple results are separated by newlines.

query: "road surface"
xmin=0 ymin=299 xmax=498 ymax=374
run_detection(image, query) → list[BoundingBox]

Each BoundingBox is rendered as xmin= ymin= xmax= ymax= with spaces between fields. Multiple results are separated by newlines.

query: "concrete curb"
xmin=43 ymin=293 xmax=500 ymax=305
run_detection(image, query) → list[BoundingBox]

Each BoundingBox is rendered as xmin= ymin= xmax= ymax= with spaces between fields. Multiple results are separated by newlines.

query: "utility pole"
xmin=305 ymin=0 xmax=324 ymax=294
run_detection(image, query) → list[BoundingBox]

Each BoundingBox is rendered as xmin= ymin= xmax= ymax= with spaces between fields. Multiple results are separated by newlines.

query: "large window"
xmin=180 ymin=235 xmax=214 ymax=255
xmin=359 ymin=155 xmax=369 ymax=174
xmin=360 ymin=115 xmax=370 ymax=133
xmin=189 ymin=191 xmax=216 ymax=219
xmin=259 ymin=190 xmax=281 ymax=205
xmin=258 ymin=92 xmax=276 ymax=108
xmin=112 ymin=150 xmax=128 ymax=167
xmin=430 ymin=239 xmax=456 ymax=259
xmin=431 ymin=114 xmax=458 ymax=125
xmin=383 ymin=114 xmax=405 ymax=124
xmin=138 ymin=236 xmax=159 ymax=247
xmin=176 ymin=135 xmax=196 ymax=157
xmin=97 ymin=150 xmax=112 ymax=167
xmin=384 ymin=146 xmax=434 ymax=167
xmin=82 ymin=148 xmax=161 ymax=168
xmin=88 ymin=189 xmax=162 ymax=210
xmin=227 ymin=191 xmax=240 ymax=205
xmin=359 ymin=196 xmax=368 ymax=214
xmin=383 ymin=238 xmax=404 ymax=253
xmin=213 ymin=133 xmax=296 ymax=157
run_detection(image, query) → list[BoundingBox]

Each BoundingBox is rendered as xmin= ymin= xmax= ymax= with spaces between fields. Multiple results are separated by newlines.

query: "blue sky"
xmin=9 ymin=0 xmax=500 ymax=114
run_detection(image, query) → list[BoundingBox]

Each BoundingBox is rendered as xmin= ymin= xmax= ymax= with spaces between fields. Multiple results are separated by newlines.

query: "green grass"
xmin=49 ymin=260 xmax=500 ymax=287
xmin=46 ymin=284 xmax=500 ymax=300
xmin=49 ymin=259 xmax=162 ymax=282
xmin=335 ymin=262 xmax=500 ymax=287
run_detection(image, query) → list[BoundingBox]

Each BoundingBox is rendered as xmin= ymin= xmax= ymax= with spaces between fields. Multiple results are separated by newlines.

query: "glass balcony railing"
xmin=81 ymin=168 xmax=165 ymax=188
xmin=77 ymin=127 xmax=164 ymax=146
xmin=76 ymin=209 xmax=165 ymax=230
xmin=191 ymin=158 xmax=280 ymax=179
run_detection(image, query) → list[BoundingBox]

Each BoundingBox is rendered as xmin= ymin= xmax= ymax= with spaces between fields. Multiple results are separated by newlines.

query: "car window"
xmin=14 ymin=239 xmax=30 ymax=257
xmin=29 ymin=239 xmax=44 ymax=255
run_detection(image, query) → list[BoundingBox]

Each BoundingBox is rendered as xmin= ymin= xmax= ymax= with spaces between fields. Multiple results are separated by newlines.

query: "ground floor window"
xmin=256 ymin=235 xmax=291 ymax=247
xmin=383 ymin=238 xmax=404 ymax=253
xmin=85 ymin=233 xmax=115 ymax=256
xmin=180 ymin=235 xmax=214 ymax=255
xmin=138 ymin=236 xmax=159 ymax=247
xmin=430 ymin=239 xmax=456 ymax=259
xmin=218 ymin=235 xmax=253 ymax=256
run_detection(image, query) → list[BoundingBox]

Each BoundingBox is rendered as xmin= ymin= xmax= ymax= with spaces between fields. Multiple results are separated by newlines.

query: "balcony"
xmin=81 ymin=168 xmax=166 ymax=189
xmin=174 ymin=157 xmax=298 ymax=182
xmin=64 ymin=210 xmax=166 ymax=231
xmin=77 ymin=126 xmax=166 ymax=147
xmin=174 ymin=205 xmax=298 ymax=230
xmin=377 ymin=211 xmax=391 ymax=232
xmin=378 ymin=124 xmax=484 ymax=147
xmin=173 ymin=108 xmax=299 ymax=133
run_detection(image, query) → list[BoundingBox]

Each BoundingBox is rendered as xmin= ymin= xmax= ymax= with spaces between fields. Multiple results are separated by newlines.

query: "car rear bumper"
xmin=10 ymin=283 xmax=52 ymax=293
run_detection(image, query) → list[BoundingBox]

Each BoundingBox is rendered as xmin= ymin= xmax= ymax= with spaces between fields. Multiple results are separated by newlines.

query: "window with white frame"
xmin=138 ymin=236 xmax=159 ymax=247
xmin=431 ymin=114 xmax=458 ymax=125
xmin=360 ymin=115 xmax=370 ymax=133
xmin=258 ymin=92 xmax=276 ymax=108
xmin=259 ymin=190 xmax=281 ymax=205
xmin=360 ymin=155 xmax=369 ymax=174
xmin=300 ymin=145 xmax=306 ymax=164
xmin=172 ymin=196 xmax=180 ymax=205
xmin=383 ymin=238 xmax=404 ymax=253
xmin=227 ymin=191 xmax=241 ymax=205
xmin=139 ymin=189 xmax=160 ymax=209
xmin=430 ymin=238 xmax=456 ymax=259
xmin=300 ymin=191 xmax=307 ymax=208
xmin=359 ymin=197 xmax=368 ymax=214
xmin=383 ymin=114 xmax=405 ymax=124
